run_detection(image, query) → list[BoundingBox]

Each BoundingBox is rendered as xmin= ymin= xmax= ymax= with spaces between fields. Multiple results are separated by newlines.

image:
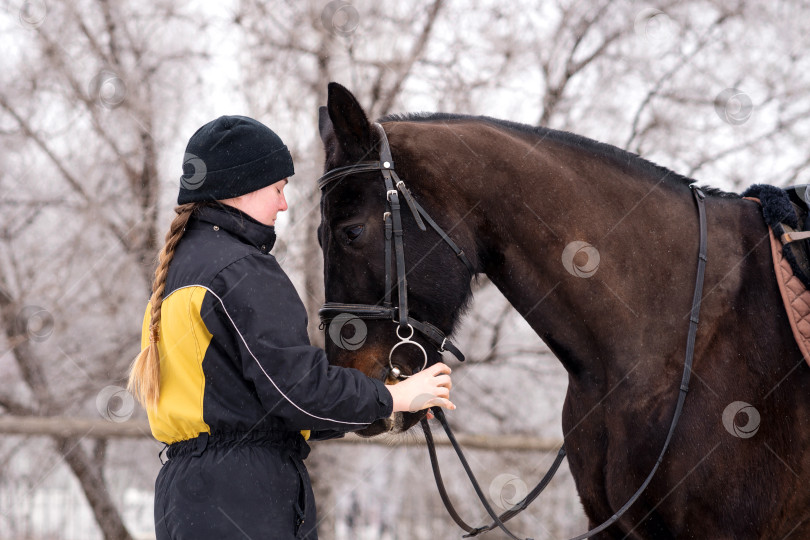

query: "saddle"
xmin=743 ymin=184 xmax=810 ymax=366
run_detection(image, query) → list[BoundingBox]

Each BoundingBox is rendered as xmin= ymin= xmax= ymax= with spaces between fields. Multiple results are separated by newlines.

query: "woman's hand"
xmin=387 ymin=362 xmax=455 ymax=413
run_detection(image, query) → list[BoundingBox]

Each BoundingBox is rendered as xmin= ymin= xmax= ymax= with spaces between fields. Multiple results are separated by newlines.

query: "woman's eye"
xmin=344 ymin=225 xmax=364 ymax=243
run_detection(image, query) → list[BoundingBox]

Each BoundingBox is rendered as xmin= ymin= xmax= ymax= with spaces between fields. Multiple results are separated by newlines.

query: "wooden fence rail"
xmin=0 ymin=416 xmax=562 ymax=452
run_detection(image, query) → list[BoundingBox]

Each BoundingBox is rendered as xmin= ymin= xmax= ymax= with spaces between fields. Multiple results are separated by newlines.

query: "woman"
xmin=128 ymin=115 xmax=454 ymax=539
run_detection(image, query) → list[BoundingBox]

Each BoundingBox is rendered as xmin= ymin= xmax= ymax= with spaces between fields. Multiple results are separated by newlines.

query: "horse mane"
xmin=378 ymin=112 xmax=739 ymax=199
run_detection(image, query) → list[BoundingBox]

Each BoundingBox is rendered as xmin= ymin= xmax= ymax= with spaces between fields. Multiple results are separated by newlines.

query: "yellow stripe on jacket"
xmin=141 ymin=287 xmax=212 ymax=444
xmin=141 ymin=286 xmax=311 ymax=443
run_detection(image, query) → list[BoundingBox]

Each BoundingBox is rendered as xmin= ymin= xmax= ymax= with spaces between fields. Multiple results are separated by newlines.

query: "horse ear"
xmin=326 ymin=82 xmax=372 ymax=159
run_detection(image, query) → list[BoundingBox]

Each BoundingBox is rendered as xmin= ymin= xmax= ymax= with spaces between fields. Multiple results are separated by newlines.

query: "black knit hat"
xmin=178 ymin=115 xmax=295 ymax=204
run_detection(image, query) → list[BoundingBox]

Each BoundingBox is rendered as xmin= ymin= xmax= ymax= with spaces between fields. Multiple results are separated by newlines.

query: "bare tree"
xmin=0 ymin=0 xmax=210 ymax=537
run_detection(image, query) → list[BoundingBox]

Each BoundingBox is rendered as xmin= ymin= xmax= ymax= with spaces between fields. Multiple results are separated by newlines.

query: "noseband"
xmin=317 ymin=123 xmax=474 ymax=378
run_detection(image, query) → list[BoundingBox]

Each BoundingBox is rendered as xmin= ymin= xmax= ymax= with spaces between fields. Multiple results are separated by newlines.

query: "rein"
xmin=317 ymin=122 xmax=708 ymax=538
xmin=421 ymin=412 xmax=568 ymax=538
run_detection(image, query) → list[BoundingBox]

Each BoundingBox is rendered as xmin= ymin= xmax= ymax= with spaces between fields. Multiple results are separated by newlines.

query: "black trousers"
xmin=154 ymin=431 xmax=318 ymax=539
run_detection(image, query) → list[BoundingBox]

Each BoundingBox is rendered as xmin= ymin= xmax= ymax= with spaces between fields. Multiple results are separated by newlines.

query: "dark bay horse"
xmin=316 ymin=82 xmax=810 ymax=538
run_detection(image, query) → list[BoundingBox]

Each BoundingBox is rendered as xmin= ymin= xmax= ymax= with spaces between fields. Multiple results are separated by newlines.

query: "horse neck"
xmin=471 ymin=138 xmax=703 ymax=385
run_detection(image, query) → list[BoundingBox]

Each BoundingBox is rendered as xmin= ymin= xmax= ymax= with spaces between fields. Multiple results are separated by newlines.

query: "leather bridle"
xmin=318 ymin=122 xmax=474 ymax=378
xmin=317 ymin=121 xmax=708 ymax=539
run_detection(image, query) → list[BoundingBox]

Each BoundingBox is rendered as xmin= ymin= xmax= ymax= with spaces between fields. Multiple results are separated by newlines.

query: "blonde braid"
xmin=128 ymin=203 xmax=199 ymax=409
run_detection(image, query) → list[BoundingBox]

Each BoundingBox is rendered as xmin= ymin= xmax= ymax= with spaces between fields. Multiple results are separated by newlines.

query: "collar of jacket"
xmin=192 ymin=204 xmax=277 ymax=253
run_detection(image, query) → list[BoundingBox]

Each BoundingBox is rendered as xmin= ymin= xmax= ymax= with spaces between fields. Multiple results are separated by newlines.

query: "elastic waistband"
xmin=166 ymin=430 xmax=310 ymax=460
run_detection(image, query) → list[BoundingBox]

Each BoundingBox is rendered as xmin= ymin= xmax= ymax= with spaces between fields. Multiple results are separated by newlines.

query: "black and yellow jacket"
xmin=141 ymin=204 xmax=393 ymax=445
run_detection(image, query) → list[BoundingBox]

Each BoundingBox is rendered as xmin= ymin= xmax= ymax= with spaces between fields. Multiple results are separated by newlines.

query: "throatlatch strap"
xmin=412 ymin=198 xmax=476 ymax=275
xmin=391 ymin=169 xmax=427 ymax=231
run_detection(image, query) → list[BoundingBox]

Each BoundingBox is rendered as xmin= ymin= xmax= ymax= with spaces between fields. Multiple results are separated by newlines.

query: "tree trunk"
xmin=57 ymin=436 xmax=133 ymax=540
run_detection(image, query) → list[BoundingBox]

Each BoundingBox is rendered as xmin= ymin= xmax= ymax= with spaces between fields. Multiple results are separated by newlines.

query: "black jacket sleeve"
xmin=308 ymin=429 xmax=347 ymax=442
xmin=208 ymin=253 xmax=393 ymax=432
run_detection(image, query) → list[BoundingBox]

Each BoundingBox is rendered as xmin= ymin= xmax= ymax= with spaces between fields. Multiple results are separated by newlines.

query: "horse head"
xmin=317 ymin=83 xmax=477 ymax=435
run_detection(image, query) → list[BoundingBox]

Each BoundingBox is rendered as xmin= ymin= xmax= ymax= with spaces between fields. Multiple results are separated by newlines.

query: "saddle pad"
xmin=746 ymin=196 xmax=810 ymax=366
xmin=768 ymin=226 xmax=810 ymax=367
xmin=752 ymin=218 xmax=810 ymax=368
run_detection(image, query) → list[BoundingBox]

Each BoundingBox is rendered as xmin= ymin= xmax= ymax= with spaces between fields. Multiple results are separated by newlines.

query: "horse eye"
xmin=344 ymin=224 xmax=364 ymax=243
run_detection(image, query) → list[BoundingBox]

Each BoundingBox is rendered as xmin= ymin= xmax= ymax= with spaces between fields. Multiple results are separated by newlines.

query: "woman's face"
xmin=223 ymin=179 xmax=288 ymax=226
